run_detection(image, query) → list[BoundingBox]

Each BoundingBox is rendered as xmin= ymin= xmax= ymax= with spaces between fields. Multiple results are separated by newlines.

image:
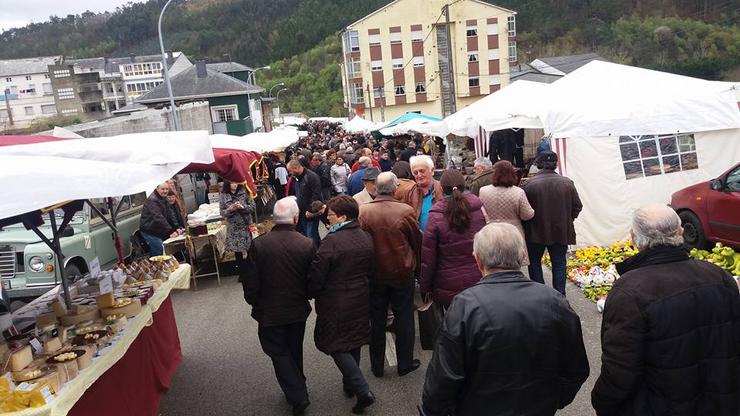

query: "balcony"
xmin=78 ymin=90 xmax=103 ymax=104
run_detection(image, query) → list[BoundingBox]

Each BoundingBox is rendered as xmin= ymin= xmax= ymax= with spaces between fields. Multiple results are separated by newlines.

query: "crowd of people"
xmin=146 ymin=120 xmax=740 ymax=415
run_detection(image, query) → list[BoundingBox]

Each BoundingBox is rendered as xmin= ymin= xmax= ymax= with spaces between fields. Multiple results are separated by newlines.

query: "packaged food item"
xmin=9 ymin=346 xmax=32 ymax=372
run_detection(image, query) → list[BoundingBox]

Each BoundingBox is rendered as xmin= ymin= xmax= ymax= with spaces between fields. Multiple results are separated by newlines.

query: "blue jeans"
xmin=303 ymin=218 xmax=320 ymax=246
xmin=141 ymin=231 xmax=164 ymax=256
xmin=527 ymin=243 xmax=568 ymax=295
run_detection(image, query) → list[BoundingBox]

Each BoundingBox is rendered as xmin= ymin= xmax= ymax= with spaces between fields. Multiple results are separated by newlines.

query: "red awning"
xmin=181 ymin=149 xmax=265 ymax=197
xmin=0 ymin=135 xmax=67 ymax=147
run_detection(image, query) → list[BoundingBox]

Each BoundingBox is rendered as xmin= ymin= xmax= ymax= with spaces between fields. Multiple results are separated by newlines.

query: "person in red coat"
xmin=419 ymin=169 xmax=487 ymax=308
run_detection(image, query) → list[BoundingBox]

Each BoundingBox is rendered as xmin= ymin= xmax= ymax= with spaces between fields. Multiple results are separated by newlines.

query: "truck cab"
xmin=0 ymin=193 xmax=146 ymax=299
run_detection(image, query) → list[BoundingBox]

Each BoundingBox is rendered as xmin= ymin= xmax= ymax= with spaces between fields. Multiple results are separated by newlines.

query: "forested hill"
xmin=1 ymin=0 xmax=737 ymax=116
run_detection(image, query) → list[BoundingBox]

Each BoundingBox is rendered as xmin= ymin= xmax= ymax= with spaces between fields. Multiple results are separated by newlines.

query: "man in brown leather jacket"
xmin=359 ymin=172 xmax=423 ymax=378
xmin=395 ymin=155 xmax=443 ymax=231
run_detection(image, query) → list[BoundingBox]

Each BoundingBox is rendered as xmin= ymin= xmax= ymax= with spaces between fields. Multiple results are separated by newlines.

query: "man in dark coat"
xmin=592 ymin=204 xmax=740 ymax=416
xmin=523 ymin=151 xmax=582 ymax=295
xmin=421 ymin=222 xmax=589 ymax=416
xmin=467 ymin=157 xmax=494 ymax=197
xmin=287 ymin=159 xmax=323 ymax=246
xmin=243 ymin=197 xmax=316 ymax=416
xmin=140 ymin=183 xmax=179 ymax=256
xmin=400 ymin=140 xmax=417 ymax=163
xmin=359 ymin=172 xmax=423 ymax=378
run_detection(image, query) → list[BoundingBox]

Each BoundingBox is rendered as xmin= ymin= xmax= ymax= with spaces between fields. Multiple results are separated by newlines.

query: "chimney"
xmin=129 ymin=53 xmax=136 ymax=63
xmin=166 ymin=50 xmax=174 ymax=64
xmin=195 ymin=61 xmax=207 ymax=78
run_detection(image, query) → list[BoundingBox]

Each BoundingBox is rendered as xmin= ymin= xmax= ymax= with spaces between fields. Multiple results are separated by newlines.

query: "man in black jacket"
xmin=139 ymin=183 xmax=179 ymax=256
xmin=243 ymin=197 xmax=316 ymax=415
xmin=421 ymin=222 xmax=589 ymax=416
xmin=287 ymin=159 xmax=323 ymax=245
xmin=523 ymin=151 xmax=582 ymax=295
xmin=592 ymin=204 xmax=740 ymax=416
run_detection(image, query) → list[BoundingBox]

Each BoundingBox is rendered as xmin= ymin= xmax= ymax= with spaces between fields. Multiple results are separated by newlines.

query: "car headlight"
xmin=29 ymin=256 xmax=45 ymax=272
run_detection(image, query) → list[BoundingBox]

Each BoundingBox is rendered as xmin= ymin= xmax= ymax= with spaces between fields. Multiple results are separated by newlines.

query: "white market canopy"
xmin=210 ymin=126 xmax=300 ymax=153
xmin=449 ymin=80 xmax=547 ymax=136
xmin=345 ymin=116 xmax=381 ymax=134
xmin=379 ymin=117 xmax=449 ymax=137
xmin=0 ymin=131 xmax=214 ymax=220
xmin=541 ymin=61 xmax=740 ymax=138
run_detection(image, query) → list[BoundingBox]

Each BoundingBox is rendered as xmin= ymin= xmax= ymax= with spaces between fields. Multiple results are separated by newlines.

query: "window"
xmin=726 ymin=166 xmax=740 ymax=192
xmin=369 ymin=34 xmax=380 ymax=45
xmin=466 ymin=24 xmax=477 ymax=37
xmin=57 ymin=87 xmax=74 ymax=100
xmin=415 ymin=82 xmax=426 ymax=93
xmin=488 ymin=50 xmax=500 ymax=60
xmin=25 ymin=75 xmax=32 ymax=81
xmin=371 ymin=60 xmax=383 ymax=71
xmin=61 ymin=108 xmax=78 ymax=114
xmin=44 ymin=74 xmax=49 ymax=79
xmin=53 ymin=69 xmax=70 ymax=78
xmin=373 ymin=87 xmax=384 ymax=98
xmin=619 ymin=134 xmax=698 ymax=180
xmin=411 ymin=29 xmax=423 ymax=42
xmin=489 ymin=75 xmax=502 ymax=86
xmin=390 ymin=31 xmax=402 ymax=44
xmin=41 ymin=104 xmax=56 ymax=115
xmin=395 ymin=85 xmax=405 ymax=96
xmin=507 ymin=15 xmax=516 ymax=37
xmin=487 ymin=23 xmax=498 ymax=35
xmin=392 ymin=58 xmax=404 ymax=69
xmin=42 ymin=83 xmax=53 ymax=95
xmin=508 ymin=40 xmax=517 ymax=61
xmin=211 ymin=105 xmax=238 ymax=122
xmin=125 ymin=81 xmax=163 ymax=95
xmin=349 ymin=83 xmax=364 ymax=104
xmin=468 ymin=77 xmax=480 ymax=88
xmin=344 ymin=31 xmax=360 ymax=52
xmin=468 ymin=52 xmax=479 ymax=63
xmin=122 ymin=62 xmax=163 ymax=77
xmin=412 ymin=56 xmax=424 ymax=67
xmin=5 ymin=77 xmax=11 ymax=82
xmin=24 ymin=106 xmax=34 ymax=116
xmin=347 ymin=58 xmax=361 ymax=78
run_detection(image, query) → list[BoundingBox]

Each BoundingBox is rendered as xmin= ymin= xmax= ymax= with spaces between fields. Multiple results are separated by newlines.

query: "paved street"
xmin=159 ymin=266 xmax=603 ymax=416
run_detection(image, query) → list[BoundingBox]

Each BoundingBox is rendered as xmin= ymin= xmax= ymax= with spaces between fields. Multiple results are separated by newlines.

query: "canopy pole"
xmin=106 ymin=198 xmax=125 ymax=264
xmin=48 ymin=213 xmax=73 ymax=310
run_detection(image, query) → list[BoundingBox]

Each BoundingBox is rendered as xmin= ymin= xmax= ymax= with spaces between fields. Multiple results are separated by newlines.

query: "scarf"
xmin=616 ymin=244 xmax=689 ymax=276
xmin=328 ymin=220 xmax=352 ymax=233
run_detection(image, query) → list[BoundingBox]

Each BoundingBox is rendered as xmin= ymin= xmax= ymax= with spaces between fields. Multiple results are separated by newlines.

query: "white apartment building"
xmin=0 ymin=56 xmax=61 ymax=130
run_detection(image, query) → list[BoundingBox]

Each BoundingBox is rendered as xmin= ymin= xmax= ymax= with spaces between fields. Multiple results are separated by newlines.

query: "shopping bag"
xmin=417 ymin=294 xmax=442 ymax=350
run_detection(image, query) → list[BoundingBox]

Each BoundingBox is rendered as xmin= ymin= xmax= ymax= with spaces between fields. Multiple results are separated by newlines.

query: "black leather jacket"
xmin=421 ymin=271 xmax=589 ymax=416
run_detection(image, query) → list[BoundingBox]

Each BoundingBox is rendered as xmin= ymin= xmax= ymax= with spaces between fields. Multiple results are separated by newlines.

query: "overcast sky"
xmin=0 ymin=0 xmax=147 ymax=32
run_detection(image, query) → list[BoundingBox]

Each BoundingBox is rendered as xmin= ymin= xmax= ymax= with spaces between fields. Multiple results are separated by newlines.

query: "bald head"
xmin=273 ymin=197 xmax=299 ymax=225
xmin=376 ymin=172 xmax=399 ymax=195
xmin=358 ymin=156 xmax=372 ymax=168
xmin=631 ymin=204 xmax=684 ymax=250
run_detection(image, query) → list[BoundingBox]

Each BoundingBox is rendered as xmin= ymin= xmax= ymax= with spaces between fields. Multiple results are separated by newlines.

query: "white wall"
xmin=561 ymin=129 xmax=740 ymax=247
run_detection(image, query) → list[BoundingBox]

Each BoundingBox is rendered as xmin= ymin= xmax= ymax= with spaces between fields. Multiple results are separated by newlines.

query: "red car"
xmin=670 ymin=163 xmax=740 ymax=249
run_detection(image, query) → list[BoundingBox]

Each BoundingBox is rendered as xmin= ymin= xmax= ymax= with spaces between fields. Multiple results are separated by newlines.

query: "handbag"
xmin=417 ymin=293 xmax=442 ymax=351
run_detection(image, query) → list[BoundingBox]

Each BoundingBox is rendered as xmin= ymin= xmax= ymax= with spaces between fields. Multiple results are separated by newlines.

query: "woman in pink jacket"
xmin=419 ymin=170 xmax=487 ymax=308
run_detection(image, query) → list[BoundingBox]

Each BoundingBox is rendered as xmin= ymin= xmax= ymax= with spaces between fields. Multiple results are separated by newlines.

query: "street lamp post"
xmin=276 ymin=88 xmax=288 ymax=124
xmin=158 ymin=0 xmax=181 ymax=131
xmin=276 ymin=88 xmax=288 ymax=101
xmin=250 ymin=66 xmax=270 ymax=85
xmin=269 ymin=82 xmax=285 ymax=97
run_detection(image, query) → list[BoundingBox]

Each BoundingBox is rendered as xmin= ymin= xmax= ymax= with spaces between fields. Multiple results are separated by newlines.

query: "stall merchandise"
xmin=1 ymin=263 xmax=190 ymax=414
xmin=689 ymin=243 xmax=740 ymax=276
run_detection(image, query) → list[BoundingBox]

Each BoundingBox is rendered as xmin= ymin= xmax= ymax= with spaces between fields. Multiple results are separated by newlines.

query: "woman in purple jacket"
xmin=420 ymin=169 xmax=487 ymax=309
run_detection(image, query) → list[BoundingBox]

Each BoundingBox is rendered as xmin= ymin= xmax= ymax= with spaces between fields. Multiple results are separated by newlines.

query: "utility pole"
xmin=158 ymin=0 xmax=181 ymax=131
xmin=366 ymin=83 xmax=373 ymax=122
xmin=442 ymin=4 xmax=457 ymax=116
xmin=380 ymin=89 xmax=385 ymax=122
xmin=3 ymin=89 xmax=13 ymax=126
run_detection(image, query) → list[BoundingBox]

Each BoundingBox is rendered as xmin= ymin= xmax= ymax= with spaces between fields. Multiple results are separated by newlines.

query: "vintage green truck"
xmin=0 ymin=194 xmax=145 ymax=299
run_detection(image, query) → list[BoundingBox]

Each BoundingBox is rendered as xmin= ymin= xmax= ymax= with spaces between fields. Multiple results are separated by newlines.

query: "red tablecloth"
xmin=69 ymin=298 xmax=182 ymax=416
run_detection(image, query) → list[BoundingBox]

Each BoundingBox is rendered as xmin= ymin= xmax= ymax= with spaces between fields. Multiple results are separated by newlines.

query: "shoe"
xmin=397 ymin=359 xmax=421 ymax=376
xmin=343 ymin=386 xmax=355 ymax=398
xmin=371 ymin=364 xmax=384 ymax=378
xmin=352 ymin=391 xmax=376 ymax=414
xmin=292 ymin=400 xmax=310 ymax=415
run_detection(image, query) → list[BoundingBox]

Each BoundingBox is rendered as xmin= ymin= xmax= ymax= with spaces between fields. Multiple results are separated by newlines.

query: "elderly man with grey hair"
xmin=359 ymin=172 xmax=423 ymax=379
xmin=467 ymin=157 xmax=494 ymax=196
xmin=243 ymin=196 xmax=316 ymax=415
xmin=348 ymin=156 xmax=372 ymax=196
xmin=592 ymin=204 xmax=740 ymax=416
xmin=396 ymin=155 xmax=443 ymax=231
xmin=421 ymin=222 xmax=588 ymax=415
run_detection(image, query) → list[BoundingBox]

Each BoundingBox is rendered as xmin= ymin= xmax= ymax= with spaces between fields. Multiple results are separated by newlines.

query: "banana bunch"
xmin=690 ymin=243 xmax=740 ymax=276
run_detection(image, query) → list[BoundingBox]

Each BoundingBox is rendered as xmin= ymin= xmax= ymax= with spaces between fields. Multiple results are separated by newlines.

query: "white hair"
xmin=473 ymin=223 xmax=525 ymax=271
xmin=474 ymin=157 xmax=492 ymax=168
xmin=273 ymin=197 xmax=299 ymax=225
xmin=631 ymin=204 xmax=684 ymax=250
xmin=358 ymin=156 xmax=372 ymax=167
xmin=409 ymin=155 xmax=434 ymax=170
xmin=376 ymin=172 xmax=400 ymax=195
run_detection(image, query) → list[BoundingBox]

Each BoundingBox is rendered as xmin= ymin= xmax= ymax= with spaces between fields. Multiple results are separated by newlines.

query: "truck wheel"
xmin=679 ymin=211 xmax=708 ymax=249
xmin=64 ymin=264 xmax=82 ymax=283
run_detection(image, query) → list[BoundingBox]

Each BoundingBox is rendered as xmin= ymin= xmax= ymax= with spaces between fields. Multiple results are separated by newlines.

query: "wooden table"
xmin=163 ymin=225 xmax=226 ymax=289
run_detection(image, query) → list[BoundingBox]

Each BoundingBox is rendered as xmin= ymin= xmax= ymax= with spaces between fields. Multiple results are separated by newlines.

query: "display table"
xmin=7 ymin=264 xmax=191 ymax=416
xmin=164 ymin=225 xmax=226 ymax=288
